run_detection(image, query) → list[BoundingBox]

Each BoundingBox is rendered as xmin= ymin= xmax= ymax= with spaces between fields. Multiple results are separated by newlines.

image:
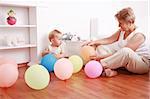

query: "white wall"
xmin=36 ymin=0 xmax=149 ymax=55
xmin=87 ymin=1 xmax=149 ymax=40
xmin=37 ymin=1 xmax=119 ymax=53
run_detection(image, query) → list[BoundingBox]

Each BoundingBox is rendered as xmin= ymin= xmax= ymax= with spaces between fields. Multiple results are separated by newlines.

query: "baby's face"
xmin=51 ymin=33 xmax=62 ymax=47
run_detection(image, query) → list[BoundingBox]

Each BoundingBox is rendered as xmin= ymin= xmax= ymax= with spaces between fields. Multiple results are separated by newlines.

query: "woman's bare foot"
xmin=104 ymin=68 xmax=118 ymax=77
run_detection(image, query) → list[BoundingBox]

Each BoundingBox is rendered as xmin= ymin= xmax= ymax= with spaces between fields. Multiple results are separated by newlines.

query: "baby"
xmin=41 ymin=29 xmax=67 ymax=59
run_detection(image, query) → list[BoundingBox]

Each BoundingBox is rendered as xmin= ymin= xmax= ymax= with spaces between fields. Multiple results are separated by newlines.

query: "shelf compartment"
xmin=0 ymin=44 xmax=37 ymax=50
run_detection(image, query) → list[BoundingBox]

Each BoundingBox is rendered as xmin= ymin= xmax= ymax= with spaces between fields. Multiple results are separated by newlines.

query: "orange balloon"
xmin=80 ymin=46 xmax=96 ymax=64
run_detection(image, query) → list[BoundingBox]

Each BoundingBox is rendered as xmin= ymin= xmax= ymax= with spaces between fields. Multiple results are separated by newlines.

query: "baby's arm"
xmin=54 ymin=42 xmax=68 ymax=59
xmin=54 ymin=51 xmax=68 ymax=59
xmin=55 ymin=44 xmax=68 ymax=59
xmin=54 ymin=54 xmax=64 ymax=59
xmin=41 ymin=48 xmax=50 ymax=57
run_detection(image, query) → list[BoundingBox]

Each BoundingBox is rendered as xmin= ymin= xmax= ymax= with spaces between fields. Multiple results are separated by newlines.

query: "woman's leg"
xmin=96 ymin=45 xmax=112 ymax=57
xmin=101 ymin=47 xmax=149 ymax=74
xmin=102 ymin=68 xmax=118 ymax=77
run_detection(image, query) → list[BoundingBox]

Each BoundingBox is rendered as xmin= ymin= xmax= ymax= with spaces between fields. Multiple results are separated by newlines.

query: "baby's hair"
xmin=49 ymin=29 xmax=62 ymax=41
xmin=115 ymin=7 xmax=135 ymax=23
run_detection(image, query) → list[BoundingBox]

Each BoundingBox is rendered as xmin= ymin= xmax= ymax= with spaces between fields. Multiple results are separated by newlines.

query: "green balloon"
xmin=69 ymin=55 xmax=83 ymax=73
xmin=25 ymin=64 xmax=50 ymax=90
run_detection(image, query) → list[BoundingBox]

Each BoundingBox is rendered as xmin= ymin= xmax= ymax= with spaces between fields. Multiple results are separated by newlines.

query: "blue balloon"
xmin=40 ymin=54 xmax=57 ymax=72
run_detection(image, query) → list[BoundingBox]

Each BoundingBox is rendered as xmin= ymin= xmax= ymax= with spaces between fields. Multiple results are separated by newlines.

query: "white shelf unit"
xmin=0 ymin=44 xmax=37 ymax=50
xmin=0 ymin=3 xmax=38 ymax=64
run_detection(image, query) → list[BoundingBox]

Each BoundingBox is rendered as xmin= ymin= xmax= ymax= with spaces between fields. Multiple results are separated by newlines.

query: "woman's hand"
xmin=90 ymin=53 xmax=113 ymax=61
xmin=81 ymin=40 xmax=91 ymax=46
xmin=87 ymin=41 xmax=97 ymax=46
xmin=89 ymin=55 xmax=102 ymax=61
xmin=81 ymin=40 xmax=99 ymax=47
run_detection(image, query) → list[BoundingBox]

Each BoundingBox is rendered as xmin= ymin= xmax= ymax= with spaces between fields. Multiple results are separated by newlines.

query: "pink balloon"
xmin=0 ymin=64 xmax=19 ymax=87
xmin=84 ymin=60 xmax=103 ymax=78
xmin=54 ymin=58 xmax=73 ymax=80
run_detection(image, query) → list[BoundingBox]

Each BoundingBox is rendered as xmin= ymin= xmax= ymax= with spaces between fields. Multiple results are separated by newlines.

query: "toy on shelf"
xmin=61 ymin=32 xmax=81 ymax=41
xmin=7 ymin=9 xmax=17 ymax=25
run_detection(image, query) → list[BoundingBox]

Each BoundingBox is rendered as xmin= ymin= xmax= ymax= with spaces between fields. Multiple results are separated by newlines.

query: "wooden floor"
xmin=0 ymin=66 xmax=149 ymax=99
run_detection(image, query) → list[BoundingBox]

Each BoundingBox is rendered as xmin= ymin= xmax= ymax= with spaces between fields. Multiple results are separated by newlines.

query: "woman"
xmin=86 ymin=7 xmax=150 ymax=77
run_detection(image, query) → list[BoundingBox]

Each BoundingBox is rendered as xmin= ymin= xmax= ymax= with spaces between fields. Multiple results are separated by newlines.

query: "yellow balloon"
xmin=80 ymin=46 xmax=96 ymax=64
xmin=25 ymin=64 xmax=50 ymax=90
xmin=69 ymin=55 xmax=83 ymax=73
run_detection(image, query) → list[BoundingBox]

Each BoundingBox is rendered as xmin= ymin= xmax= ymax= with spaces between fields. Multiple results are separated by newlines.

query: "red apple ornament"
xmin=7 ymin=9 xmax=17 ymax=25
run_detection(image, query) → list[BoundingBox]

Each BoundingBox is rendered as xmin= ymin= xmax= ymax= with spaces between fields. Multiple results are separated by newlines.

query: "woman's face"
xmin=118 ymin=20 xmax=131 ymax=32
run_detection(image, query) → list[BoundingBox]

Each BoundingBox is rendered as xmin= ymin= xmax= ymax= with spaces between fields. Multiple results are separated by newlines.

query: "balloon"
xmin=25 ymin=64 xmax=50 ymax=90
xmin=0 ymin=64 xmax=18 ymax=87
xmin=40 ymin=54 xmax=57 ymax=72
xmin=69 ymin=55 xmax=83 ymax=73
xmin=80 ymin=46 xmax=96 ymax=64
xmin=54 ymin=58 xmax=73 ymax=80
xmin=84 ymin=60 xmax=103 ymax=78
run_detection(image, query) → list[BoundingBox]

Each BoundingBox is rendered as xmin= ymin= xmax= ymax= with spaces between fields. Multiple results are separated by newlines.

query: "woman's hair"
xmin=49 ymin=29 xmax=62 ymax=41
xmin=115 ymin=7 xmax=135 ymax=23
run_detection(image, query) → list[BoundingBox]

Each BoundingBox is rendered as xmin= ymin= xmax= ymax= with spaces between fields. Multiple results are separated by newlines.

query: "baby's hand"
xmin=54 ymin=53 xmax=69 ymax=59
xmin=41 ymin=48 xmax=49 ymax=57
xmin=54 ymin=54 xmax=60 ymax=59
xmin=44 ymin=48 xmax=49 ymax=52
xmin=63 ymin=53 xmax=69 ymax=58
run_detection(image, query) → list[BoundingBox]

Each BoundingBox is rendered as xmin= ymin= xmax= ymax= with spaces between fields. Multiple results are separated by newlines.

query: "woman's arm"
xmin=125 ymin=33 xmax=145 ymax=51
xmin=88 ymin=30 xmax=120 ymax=46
